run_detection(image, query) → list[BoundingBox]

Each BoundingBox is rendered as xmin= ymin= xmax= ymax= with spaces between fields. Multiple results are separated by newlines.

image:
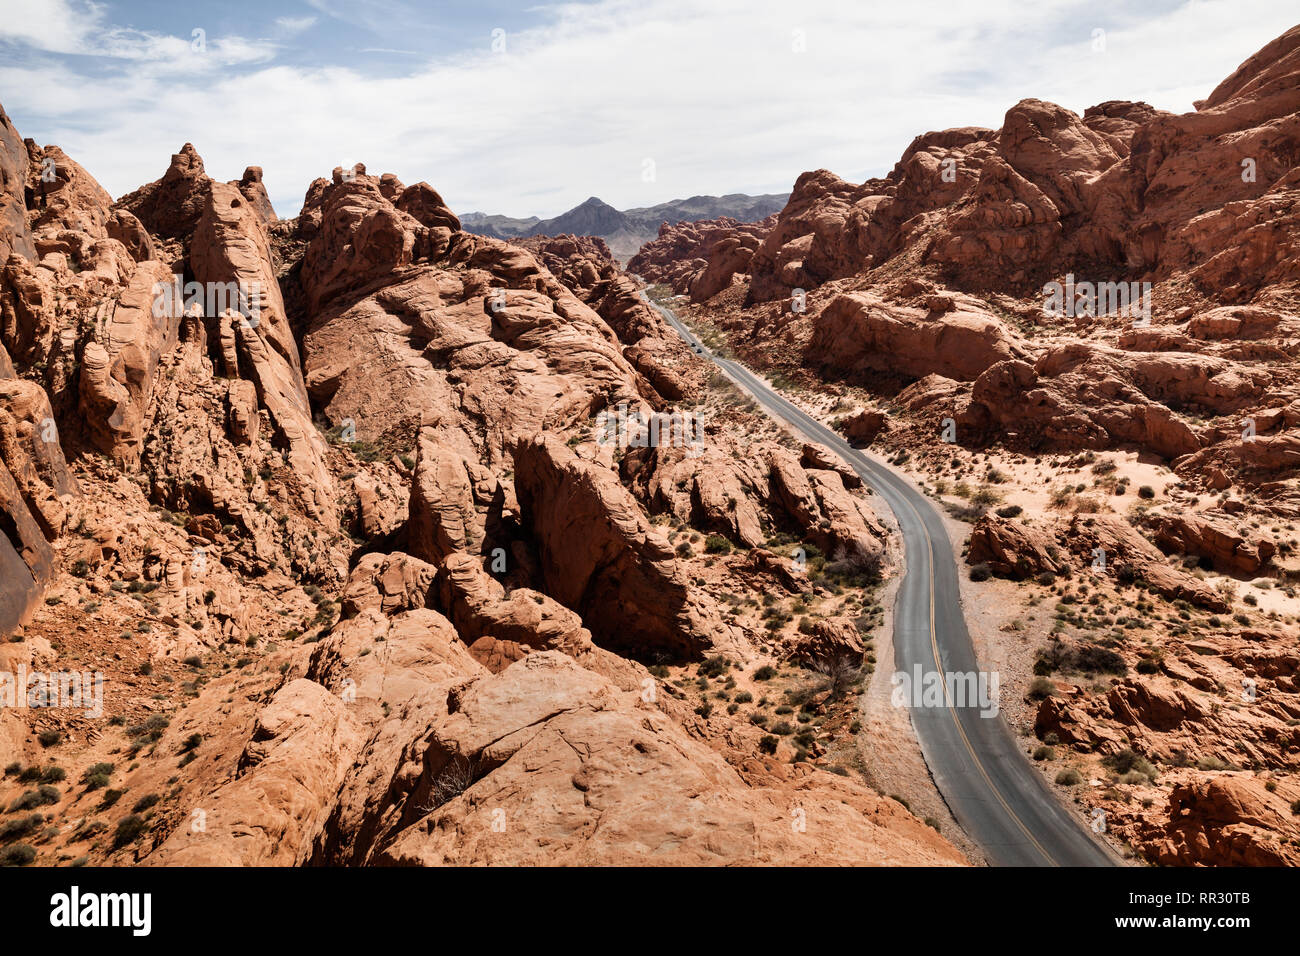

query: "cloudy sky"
xmin=0 ymin=0 xmax=1295 ymax=219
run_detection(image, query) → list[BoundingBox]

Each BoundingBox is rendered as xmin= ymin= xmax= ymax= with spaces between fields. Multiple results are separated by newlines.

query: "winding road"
xmin=642 ymin=290 xmax=1117 ymax=867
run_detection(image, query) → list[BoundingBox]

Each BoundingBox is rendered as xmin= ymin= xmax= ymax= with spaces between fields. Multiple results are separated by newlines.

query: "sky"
xmin=0 ymin=0 xmax=1296 ymax=219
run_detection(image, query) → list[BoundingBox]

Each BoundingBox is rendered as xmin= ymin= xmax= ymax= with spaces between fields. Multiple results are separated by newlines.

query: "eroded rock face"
xmin=0 ymin=407 xmax=57 ymax=635
xmin=727 ymin=24 xmax=1298 ymax=299
xmin=118 ymin=143 xmax=211 ymax=242
xmin=1066 ymin=515 xmax=1229 ymax=612
xmin=0 ymin=104 xmax=34 ymax=263
xmin=1116 ymin=775 xmax=1300 ymax=867
xmin=519 ymin=233 xmax=692 ymax=400
xmin=1143 ymin=511 xmax=1276 ymax=575
xmin=192 ymin=181 xmax=334 ymax=522
xmin=512 ymin=433 xmax=733 ymax=660
xmin=628 ymin=215 xmax=776 ymax=303
xmin=406 ymin=429 xmax=507 ymax=565
xmin=811 ymin=293 xmax=1030 ymax=384
xmin=966 ymin=514 xmax=1065 ymax=579
xmin=78 ymin=260 xmax=180 ymax=466
xmin=296 ymin=171 xmax=661 ymax=469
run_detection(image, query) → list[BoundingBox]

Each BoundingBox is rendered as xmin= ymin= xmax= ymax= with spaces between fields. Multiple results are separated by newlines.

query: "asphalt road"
xmin=642 ymin=290 xmax=1117 ymax=867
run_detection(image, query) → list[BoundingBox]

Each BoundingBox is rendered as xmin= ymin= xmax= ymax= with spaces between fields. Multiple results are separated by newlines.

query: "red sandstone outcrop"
xmin=965 ymin=514 xmax=1066 ymax=579
xmin=192 ymin=180 xmax=334 ymax=521
xmin=518 ymin=233 xmax=692 ymax=399
xmin=118 ymin=143 xmax=211 ymax=241
xmin=1115 ymin=774 xmax=1300 ymax=867
xmin=295 ymin=170 xmax=663 ymax=468
xmin=0 ymin=104 xmax=33 ymax=263
xmin=629 ymin=215 xmax=776 ymax=303
xmin=512 ymin=433 xmax=738 ymax=659
xmin=1143 ymin=511 xmax=1276 ymax=575
xmin=1064 ymin=515 xmax=1229 ymax=611
xmin=810 ymin=293 xmax=1030 ymax=383
xmin=0 ymin=347 xmax=67 ymax=635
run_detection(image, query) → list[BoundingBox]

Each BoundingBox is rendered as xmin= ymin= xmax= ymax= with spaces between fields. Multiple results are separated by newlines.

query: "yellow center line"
xmin=893 ymin=487 xmax=1058 ymax=867
xmin=651 ymin=297 xmax=1064 ymax=865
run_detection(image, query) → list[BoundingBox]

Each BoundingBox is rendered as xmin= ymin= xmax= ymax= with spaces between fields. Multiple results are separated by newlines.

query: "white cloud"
xmin=0 ymin=0 xmax=276 ymax=69
xmin=274 ymin=15 xmax=318 ymax=34
xmin=1 ymin=0 xmax=1296 ymax=219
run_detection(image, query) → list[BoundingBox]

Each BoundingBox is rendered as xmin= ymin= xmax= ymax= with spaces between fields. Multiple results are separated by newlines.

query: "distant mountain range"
xmin=460 ymin=193 xmax=789 ymax=259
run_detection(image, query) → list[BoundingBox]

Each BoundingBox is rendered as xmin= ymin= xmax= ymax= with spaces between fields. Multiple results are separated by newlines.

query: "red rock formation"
xmin=0 ymin=104 xmax=33 ymax=262
xmin=811 ymin=293 xmax=1030 ymax=383
xmin=966 ymin=514 xmax=1066 ymax=579
xmin=1143 ymin=511 xmax=1276 ymax=575
xmin=1125 ymin=775 xmax=1300 ymax=867
xmin=629 ymin=214 xmax=776 ymax=303
xmin=512 ymin=433 xmax=736 ymax=660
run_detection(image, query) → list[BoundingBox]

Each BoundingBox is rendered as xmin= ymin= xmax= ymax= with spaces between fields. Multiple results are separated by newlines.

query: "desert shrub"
xmin=1105 ymin=749 xmax=1157 ymax=781
xmin=132 ymin=793 xmax=162 ymax=814
xmin=112 ymin=815 xmax=147 ymax=849
xmin=758 ymin=735 xmax=778 ymax=755
xmin=82 ymin=763 xmax=114 ymax=790
xmin=0 ymin=814 xmax=42 ymax=840
xmin=968 ymin=563 xmax=992 ymax=582
xmin=423 ymin=758 xmax=480 ymax=812
xmin=1196 ymin=755 xmax=1232 ymax=771
xmin=1135 ymin=655 xmax=1161 ymax=674
xmin=753 ymin=665 xmax=777 ymax=681
xmin=1055 ymin=769 xmax=1083 ymax=786
xmin=698 ymin=656 xmax=729 ymax=678
xmin=1027 ymin=677 xmax=1056 ymax=700
xmin=0 ymin=844 xmax=35 ymax=866
xmin=1073 ymin=644 xmax=1127 ymax=675
xmin=704 ymin=534 xmax=732 ymax=554
xmin=1032 ymin=745 xmax=1055 ymax=761
xmin=1137 ymin=486 xmax=1155 ymax=500
xmin=996 ymin=505 xmax=1023 ymax=518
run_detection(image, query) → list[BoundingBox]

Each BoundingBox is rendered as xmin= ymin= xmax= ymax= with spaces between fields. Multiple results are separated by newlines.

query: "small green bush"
xmin=704 ymin=534 xmax=732 ymax=554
